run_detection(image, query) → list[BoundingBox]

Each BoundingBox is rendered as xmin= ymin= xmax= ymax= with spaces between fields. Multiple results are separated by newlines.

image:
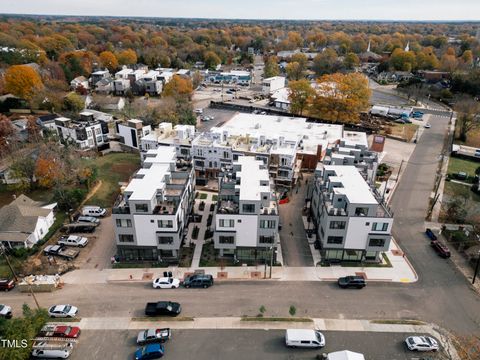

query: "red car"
xmin=431 ymin=240 xmax=451 ymax=258
xmin=38 ymin=324 xmax=81 ymax=338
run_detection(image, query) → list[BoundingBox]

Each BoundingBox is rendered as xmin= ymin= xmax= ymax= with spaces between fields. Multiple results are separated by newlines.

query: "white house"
xmin=262 ymin=76 xmax=286 ymax=95
xmin=116 ymin=119 xmax=152 ymax=150
xmin=70 ymin=76 xmax=89 ymax=91
xmin=0 ymin=194 xmax=56 ymax=248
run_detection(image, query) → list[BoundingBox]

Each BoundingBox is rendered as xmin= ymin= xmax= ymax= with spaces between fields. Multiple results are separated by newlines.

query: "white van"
xmin=285 ymin=329 xmax=326 ymax=348
xmin=81 ymin=206 xmax=107 ymax=217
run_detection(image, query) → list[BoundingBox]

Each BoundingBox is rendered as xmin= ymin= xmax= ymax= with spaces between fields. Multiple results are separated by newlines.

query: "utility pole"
xmin=1 ymin=245 xmax=18 ymax=282
xmin=396 ymin=160 xmax=404 ymax=183
xmin=269 ymin=246 xmax=274 ymax=279
xmin=264 ymin=247 xmax=268 ymax=279
xmin=473 ymin=251 xmax=480 ymax=285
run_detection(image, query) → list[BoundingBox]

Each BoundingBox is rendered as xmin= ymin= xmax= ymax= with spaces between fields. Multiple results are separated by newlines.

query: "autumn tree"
xmin=288 ymin=79 xmax=315 ymax=116
xmin=455 ymin=97 xmax=480 ymax=142
xmin=310 ymin=73 xmax=371 ymax=123
xmin=99 ymin=51 xmax=118 ymax=72
xmin=9 ymin=156 xmax=37 ymax=191
xmin=264 ymin=56 xmax=280 ymax=78
xmin=344 ymin=53 xmax=360 ymax=70
xmin=4 ymin=65 xmax=43 ymax=100
xmin=286 ymin=62 xmax=305 ymax=81
xmin=313 ymin=48 xmax=339 ymax=76
xmin=117 ymin=49 xmax=137 ymax=66
xmin=35 ymin=154 xmax=64 ymax=189
xmin=63 ymin=92 xmax=85 ymax=113
xmin=390 ymin=48 xmax=416 ymax=72
xmin=204 ymin=51 xmax=221 ymax=70
xmin=163 ymin=75 xmax=193 ymax=100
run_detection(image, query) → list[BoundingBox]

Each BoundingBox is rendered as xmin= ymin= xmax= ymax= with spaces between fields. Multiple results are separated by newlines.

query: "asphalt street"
xmin=71 ymin=329 xmax=446 ymax=360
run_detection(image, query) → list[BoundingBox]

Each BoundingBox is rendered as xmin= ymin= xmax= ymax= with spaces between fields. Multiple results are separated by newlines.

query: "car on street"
xmin=31 ymin=342 xmax=73 ymax=359
xmin=0 ymin=278 xmax=15 ymax=291
xmin=405 ymin=336 xmax=439 ymax=352
xmin=48 ymin=304 xmax=78 ymax=318
xmin=425 ymin=228 xmax=437 ymax=240
xmin=337 ymin=276 xmax=366 ymax=289
xmin=145 ymin=301 xmax=181 ymax=316
xmin=152 ymin=277 xmax=180 ymax=289
xmin=76 ymin=216 xmax=100 ymax=225
xmin=194 ymin=108 xmax=203 ymax=114
xmin=0 ymin=304 xmax=12 ymax=318
xmin=424 ymin=123 xmax=431 ymax=128
xmin=183 ymin=274 xmax=214 ymax=288
xmin=412 ymin=111 xmax=424 ymax=118
xmin=38 ymin=324 xmax=81 ymax=338
xmin=135 ymin=343 xmax=165 ymax=360
xmin=431 ymin=240 xmax=451 ymax=258
xmin=136 ymin=328 xmax=171 ymax=345
xmin=58 ymin=235 xmax=89 ymax=248
xmin=285 ymin=329 xmax=325 ymax=348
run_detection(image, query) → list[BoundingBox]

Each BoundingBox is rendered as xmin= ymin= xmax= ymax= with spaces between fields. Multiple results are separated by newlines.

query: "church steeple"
xmin=405 ymin=41 xmax=410 ymax=52
xmin=367 ymin=40 xmax=371 ymax=52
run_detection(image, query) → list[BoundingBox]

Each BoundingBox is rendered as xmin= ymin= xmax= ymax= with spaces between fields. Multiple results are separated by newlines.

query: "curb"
xmin=391 ymin=236 xmax=419 ymax=283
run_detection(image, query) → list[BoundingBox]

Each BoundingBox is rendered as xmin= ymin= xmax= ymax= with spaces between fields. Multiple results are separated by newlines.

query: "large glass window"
xmin=118 ymin=234 xmax=134 ymax=243
xmin=135 ymin=203 xmax=149 ymax=213
xmin=329 ymin=221 xmax=346 ymax=229
xmin=372 ymin=222 xmax=389 ymax=231
xmin=369 ymin=238 xmax=386 ymax=247
xmin=327 ymin=236 xmax=343 ymax=244
xmin=354 ymin=207 xmax=369 ymax=216
xmin=259 ymin=235 xmax=275 ymax=244
xmin=157 ymin=220 xmax=173 ymax=228
xmin=242 ymin=204 xmax=255 ymax=213
xmin=158 ymin=236 xmax=174 ymax=244
xmin=219 ymin=236 xmax=234 ymax=244
xmin=260 ymin=220 xmax=276 ymax=229
xmin=219 ymin=219 xmax=235 ymax=228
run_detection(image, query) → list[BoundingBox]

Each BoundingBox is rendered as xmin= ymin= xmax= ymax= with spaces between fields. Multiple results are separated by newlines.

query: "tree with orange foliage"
xmin=4 ymin=65 xmax=43 ymax=100
xmin=26 ymin=116 xmax=41 ymax=143
xmin=99 ymin=51 xmax=118 ymax=72
xmin=163 ymin=75 xmax=193 ymax=100
xmin=117 ymin=49 xmax=137 ymax=66
xmin=310 ymin=73 xmax=370 ymax=124
xmin=35 ymin=155 xmax=63 ymax=189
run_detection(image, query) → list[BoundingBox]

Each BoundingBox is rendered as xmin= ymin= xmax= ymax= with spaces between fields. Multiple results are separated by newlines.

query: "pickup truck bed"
xmin=44 ymin=245 xmax=79 ymax=260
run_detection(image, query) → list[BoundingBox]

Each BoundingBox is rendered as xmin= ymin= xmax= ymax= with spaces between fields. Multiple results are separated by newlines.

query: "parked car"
xmin=31 ymin=342 xmax=73 ymax=359
xmin=405 ymin=336 xmax=439 ymax=351
xmin=44 ymin=245 xmax=79 ymax=260
xmin=0 ymin=278 xmax=15 ymax=291
xmin=48 ymin=305 xmax=78 ymax=318
xmin=456 ymin=172 xmax=468 ymax=180
xmin=135 ymin=343 xmax=165 ymax=360
xmin=152 ymin=277 xmax=180 ymax=289
xmin=76 ymin=216 xmax=100 ymax=225
xmin=38 ymin=324 xmax=81 ymax=338
xmin=0 ymin=304 xmax=12 ymax=318
xmin=424 ymin=123 xmax=431 ymax=128
xmin=285 ymin=329 xmax=325 ymax=348
xmin=183 ymin=274 xmax=214 ymax=288
xmin=194 ymin=108 xmax=203 ymax=114
xmin=81 ymin=205 xmax=107 ymax=217
xmin=136 ymin=328 xmax=171 ymax=345
xmin=58 ymin=235 xmax=88 ymax=248
xmin=475 ymin=149 xmax=480 ymax=157
xmin=425 ymin=228 xmax=437 ymax=240
xmin=62 ymin=223 xmax=96 ymax=234
xmin=337 ymin=276 xmax=366 ymax=289
xmin=412 ymin=111 xmax=424 ymax=118
xmin=145 ymin=301 xmax=181 ymax=317
xmin=431 ymin=240 xmax=451 ymax=258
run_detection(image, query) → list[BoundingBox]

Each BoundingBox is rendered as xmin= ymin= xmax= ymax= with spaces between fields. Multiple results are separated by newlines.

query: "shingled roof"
xmin=0 ymin=195 xmax=52 ymax=243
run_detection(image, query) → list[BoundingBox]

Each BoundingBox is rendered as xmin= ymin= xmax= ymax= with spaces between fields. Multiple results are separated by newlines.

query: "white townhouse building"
xmin=112 ymin=147 xmax=195 ymax=262
xmin=54 ymin=116 xmax=109 ymax=150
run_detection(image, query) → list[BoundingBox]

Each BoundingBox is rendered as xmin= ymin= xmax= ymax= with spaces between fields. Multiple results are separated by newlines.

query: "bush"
xmin=210 ymin=203 xmax=215 ymax=212
xmin=289 ymin=305 xmax=297 ymax=317
xmin=192 ymin=226 xmax=199 ymax=240
xmin=207 ymin=214 xmax=213 ymax=227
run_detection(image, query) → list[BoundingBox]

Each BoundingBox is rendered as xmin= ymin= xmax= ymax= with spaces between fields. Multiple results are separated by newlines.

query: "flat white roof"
xmin=324 ymin=165 xmax=377 ymax=205
xmin=235 ymin=157 xmax=270 ymax=201
xmin=125 ymin=148 xmax=176 ymax=201
xmin=263 ymin=76 xmax=285 ymax=82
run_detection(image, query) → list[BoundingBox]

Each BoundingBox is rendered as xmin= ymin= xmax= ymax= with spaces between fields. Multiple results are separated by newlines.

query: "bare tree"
xmin=455 ymin=96 xmax=480 ymax=142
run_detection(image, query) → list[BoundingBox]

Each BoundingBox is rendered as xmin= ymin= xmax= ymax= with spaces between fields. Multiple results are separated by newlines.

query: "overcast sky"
xmin=0 ymin=0 xmax=479 ymax=21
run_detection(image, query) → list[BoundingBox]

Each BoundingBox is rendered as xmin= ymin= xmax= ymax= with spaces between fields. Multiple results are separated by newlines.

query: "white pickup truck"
xmin=57 ymin=235 xmax=88 ymax=248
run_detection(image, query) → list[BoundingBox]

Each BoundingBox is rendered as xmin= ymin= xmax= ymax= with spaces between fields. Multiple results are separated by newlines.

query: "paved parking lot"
xmin=71 ymin=329 xmax=446 ymax=360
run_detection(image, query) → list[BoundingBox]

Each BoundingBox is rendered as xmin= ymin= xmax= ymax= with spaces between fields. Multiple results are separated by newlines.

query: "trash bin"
xmin=168 ymin=271 xmax=173 ymax=278
xmin=163 ymin=271 xmax=168 ymax=277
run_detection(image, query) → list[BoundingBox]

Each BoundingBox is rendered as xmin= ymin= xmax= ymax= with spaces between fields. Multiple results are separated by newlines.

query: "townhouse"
xmin=214 ymin=156 xmax=279 ymax=262
xmin=54 ymin=116 xmax=109 ymax=150
xmin=310 ymin=165 xmax=393 ymax=262
xmin=112 ymin=147 xmax=195 ymax=262
xmin=116 ymin=119 xmax=152 ymax=150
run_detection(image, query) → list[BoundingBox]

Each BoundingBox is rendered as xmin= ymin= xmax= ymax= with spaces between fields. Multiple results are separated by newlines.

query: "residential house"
xmin=116 ymin=119 xmax=152 ymax=150
xmin=89 ymin=70 xmax=110 ymax=87
xmin=0 ymin=194 xmax=56 ymax=249
xmin=112 ymin=147 xmax=195 ymax=262
xmin=54 ymin=116 xmax=109 ymax=150
xmin=94 ymin=78 xmax=114 ymax=94
xmin=70 ymin=76 xmax=89 ymax=91
xmin=262 ymin=76 xmax=286 ymax=95
xmin=310 ymin=165 xmax=393 ymax=262
xmin=36 ymin=114 xmax=58 ymax=132
xmin=214 ymin=156 xmax=279 ymax=262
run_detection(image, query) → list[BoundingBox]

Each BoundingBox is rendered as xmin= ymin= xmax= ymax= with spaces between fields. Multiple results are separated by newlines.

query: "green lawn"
xmin=83 ymin=153 xmax=140 ymax=208
xmin=448 ymin=157 xmax=479 ymax=177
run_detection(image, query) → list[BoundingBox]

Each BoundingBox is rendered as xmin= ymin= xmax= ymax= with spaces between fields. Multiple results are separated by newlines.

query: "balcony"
xmin=112 ymin=195 xmax=131 ymax=214
xmin=153 ymin=201 xmax=177 ymax=215
xmin=217 ymin=200 xmax=239 ymax=214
